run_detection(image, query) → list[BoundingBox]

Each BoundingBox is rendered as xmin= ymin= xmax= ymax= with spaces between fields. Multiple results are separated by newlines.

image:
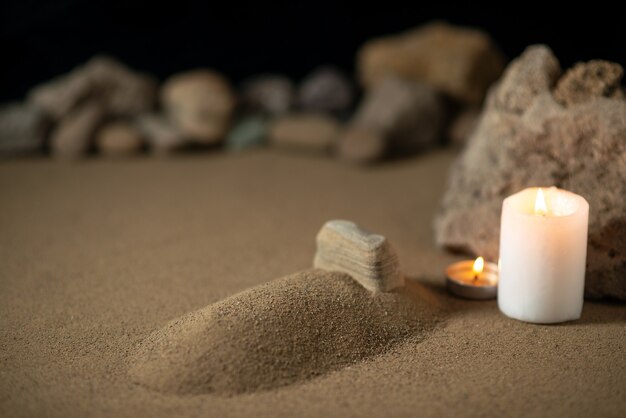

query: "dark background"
xmin=1 ymin=0 xmax=625 ymax=102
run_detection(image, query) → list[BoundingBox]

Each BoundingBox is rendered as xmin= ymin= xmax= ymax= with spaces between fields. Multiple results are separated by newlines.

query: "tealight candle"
xmin=498 ymin=187 xmax=589 ymax=324
xmin=446 ymin=256 xmax=498 ymax=299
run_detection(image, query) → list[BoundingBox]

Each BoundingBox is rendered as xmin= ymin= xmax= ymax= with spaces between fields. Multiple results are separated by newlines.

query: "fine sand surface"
xmin=1 ymin=150 xmax=624 ymax=417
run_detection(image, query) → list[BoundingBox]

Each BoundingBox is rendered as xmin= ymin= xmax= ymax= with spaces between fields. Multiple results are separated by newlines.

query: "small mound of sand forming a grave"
xmin=129 ymin=269 xmax=443 ymax=395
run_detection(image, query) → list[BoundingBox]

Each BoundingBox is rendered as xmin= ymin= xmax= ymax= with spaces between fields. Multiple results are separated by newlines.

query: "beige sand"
xmin=130 ymin=270 xmax=442 ymax=395
xmin=0 ymin=150 xmax=624 ymax=417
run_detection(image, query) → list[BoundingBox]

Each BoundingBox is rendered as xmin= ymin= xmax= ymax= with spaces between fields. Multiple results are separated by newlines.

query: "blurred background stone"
xmin=0 ymin=103 xmax=49 ymax=157
xmin=161 ymin=70 xmax=236 ymax=144
xmin=226 ymin=116 xmax=268 ymax=152
xmin=134 ymin=113 xmax=188 ymax=155
xmin=95 ymin=121 xmax=144 ymax=157
xmin=28 ymin=55 xmax=157 ymax=121
xmin=50 ymin=101 xmax=104 ymax=159
xmin=358 ymin=21 xmax=505 ymax=105
xmin=296 ymin=66 xmax=354 ymax=115
xmin=339 ymin=77 xmax=446 ymax=163
xmin=240 ymin=75 xmax=294 ymax=116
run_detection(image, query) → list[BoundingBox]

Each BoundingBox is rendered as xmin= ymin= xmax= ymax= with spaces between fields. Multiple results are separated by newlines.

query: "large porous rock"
xmin=240 ymin=75 xmax=294 ymax=116
xmin=0 ymin=103 xmax=49 ymax=157
xmin=338 ymin=77 xmax=446 ymax=163
xmin=358 ymin=21 xmax=505 ymax=105
xmin=28 ymin=55 xmax=157 ymax=121
xmin=296 ymin=66 xmax=354 ymax=114
xmin=50 ymin=101 xmax=105 ymax=159
xmin=268 ymin=113 xmax=340 ymax=154
xmin=162 ymin=70 xmax=236 ymax=144
xmin=434 ymin=45 xmax=626 ymax=300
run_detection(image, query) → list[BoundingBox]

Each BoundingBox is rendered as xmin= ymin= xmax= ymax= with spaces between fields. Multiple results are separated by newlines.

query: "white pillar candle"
xmin=498 ymin=187 xmax=589 ymax=324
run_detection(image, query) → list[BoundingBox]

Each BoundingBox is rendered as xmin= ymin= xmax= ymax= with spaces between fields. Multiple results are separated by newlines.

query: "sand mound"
xmin=129 ymin=269 xmax=442 ymax=395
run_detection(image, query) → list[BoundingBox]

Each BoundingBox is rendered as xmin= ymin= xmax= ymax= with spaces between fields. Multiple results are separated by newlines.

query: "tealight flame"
xmin=473 ymin=257 xmax=485 ymax=276
xmin=534 ymin=188 xmax=548 ymax=216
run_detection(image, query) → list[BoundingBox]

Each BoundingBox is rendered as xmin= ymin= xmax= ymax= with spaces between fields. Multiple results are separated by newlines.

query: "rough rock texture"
xmin=225 ymin=115 xmax=268 ymax=152
xmin=296 ymin=66 xmax=354 ymax=114
xmin=554 ymin=60 xmax=624 ymax=106
xmin=435 ymin=45 xmax=626 ymax=300
xmin=129 ymin=269 xmax=441 ymax=395
xmin=313 ymin=220 xmax=404 ymax=292
xmin=28 ymin=55 xmax=157 ymax=121
xmin=95 ymin=121 xmax=144 ymax=157
xmin=358 ymin=21 xmax=505 ymax=104
xmin=493 ymin=46 xmax=561 ymax=113
xmin=338 ymin=78 xmax=446 ymax=163
xmin=161 ymin=70 xmax=236 ymax=144
xmin=240 ymin=75 xmax=294 ymax=116
xmin=268 ymin=114 xmax=340 ymax=154
xmin=134 ymin=113 xmax=187 ymax=154
xmin=49 ymin=101 xmax=104 ymax=159
xmin=0 ymin=103 xmax=49 ymax=157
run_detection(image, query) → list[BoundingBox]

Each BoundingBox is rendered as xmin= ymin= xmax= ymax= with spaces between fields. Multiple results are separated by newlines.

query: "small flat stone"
xmin=313 ymin=220 xmax=404 ymax=292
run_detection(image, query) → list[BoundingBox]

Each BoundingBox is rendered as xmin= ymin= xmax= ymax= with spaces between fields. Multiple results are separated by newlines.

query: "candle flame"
xmin=534 ymin=188 xmax=548 ymax=216
xmin=473 ymin=257 xmax=485 ymax=275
